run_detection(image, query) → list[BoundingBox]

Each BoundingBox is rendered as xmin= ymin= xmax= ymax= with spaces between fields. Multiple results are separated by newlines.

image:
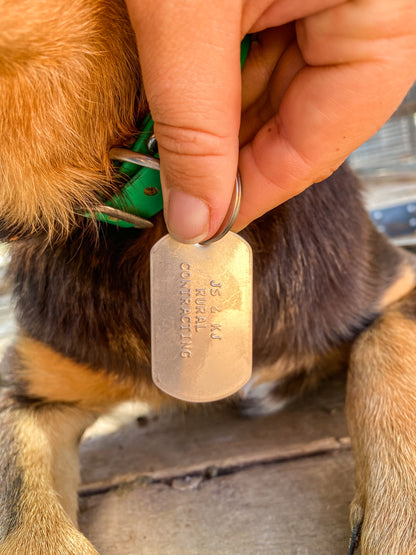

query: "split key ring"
xmin=200 ymin=171 xmax=242 ymax=246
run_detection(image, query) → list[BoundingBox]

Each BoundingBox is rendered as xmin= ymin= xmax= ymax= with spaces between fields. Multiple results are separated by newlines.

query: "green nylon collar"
xmin=94 ymin=35 xmax=251 ymax=229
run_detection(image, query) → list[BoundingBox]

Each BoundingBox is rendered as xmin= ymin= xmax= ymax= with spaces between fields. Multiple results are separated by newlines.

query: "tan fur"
xmin=246 ymin=354 xmax=318 ymax=389
xmin=380 ymin=263 xmax=416 ymax=309
xmin=346 ymin=304 xmax=416 ymax=554
xmin=240 ymin=346 xmax=349 ymax=416
xmin=16 ymin=336 xmax=166 ymax=410
xmin=0 ymin=0 xmax=145 ymax=238
xmin=0 ymin=406 xmax=98 ymax=554
xmin=248 ymin=347 xmax=348 ymax=389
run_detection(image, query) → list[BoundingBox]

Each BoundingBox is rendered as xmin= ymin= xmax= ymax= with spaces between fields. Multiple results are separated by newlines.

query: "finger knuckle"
xmin=154 ymin=121 xmax=229 ymax=159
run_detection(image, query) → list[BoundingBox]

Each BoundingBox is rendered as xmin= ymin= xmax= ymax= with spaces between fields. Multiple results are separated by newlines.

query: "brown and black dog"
xmin=1 ymin=1 xmax=416 ymax=553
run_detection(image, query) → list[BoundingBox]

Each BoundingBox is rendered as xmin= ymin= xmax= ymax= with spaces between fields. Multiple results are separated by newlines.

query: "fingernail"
xmin=166 ymin=189 xmax=210 ymax=243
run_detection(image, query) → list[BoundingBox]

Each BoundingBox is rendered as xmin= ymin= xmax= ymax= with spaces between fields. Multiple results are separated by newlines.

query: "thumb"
xmin=125 ymin=0 xmax=242 ymax=243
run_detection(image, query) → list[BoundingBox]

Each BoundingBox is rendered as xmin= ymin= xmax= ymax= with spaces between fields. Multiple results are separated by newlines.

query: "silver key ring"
xmin=201 ymin=171 xmax=242 ymax=245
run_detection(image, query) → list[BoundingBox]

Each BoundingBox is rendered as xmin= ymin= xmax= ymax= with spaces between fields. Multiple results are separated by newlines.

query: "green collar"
xmin=89 ymin=114 xmax=162 ymax=228
xmin=90 ymin=36 xmax=251 ymax=229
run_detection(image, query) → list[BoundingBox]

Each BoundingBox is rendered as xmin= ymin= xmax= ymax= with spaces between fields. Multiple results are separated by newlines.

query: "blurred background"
xmin=350 ymin=82 xmax=416 ymax=246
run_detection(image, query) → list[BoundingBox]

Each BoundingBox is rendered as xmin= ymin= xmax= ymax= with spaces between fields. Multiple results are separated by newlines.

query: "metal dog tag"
xmin=150 ymin=232 xmax=252 ymax=402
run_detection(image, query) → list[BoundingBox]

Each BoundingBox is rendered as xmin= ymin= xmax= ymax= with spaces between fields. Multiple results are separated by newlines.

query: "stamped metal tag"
xmin=150 ymin=232 xmax=252 ymax=402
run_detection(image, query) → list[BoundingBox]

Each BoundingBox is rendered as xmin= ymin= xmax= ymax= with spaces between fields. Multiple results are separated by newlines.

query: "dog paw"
xmin=349 ymin=492 xmax=416 ymax=554
xmin=0 ymin=524 xmax=99 ymax=555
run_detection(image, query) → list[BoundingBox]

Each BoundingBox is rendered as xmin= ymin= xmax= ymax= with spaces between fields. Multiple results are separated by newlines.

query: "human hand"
xmin=125 ymin=0 xmax=416 ymax=242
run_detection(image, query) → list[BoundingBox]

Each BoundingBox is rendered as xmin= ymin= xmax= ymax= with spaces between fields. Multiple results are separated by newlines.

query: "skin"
xmin=125 ymin=0 xmax=416 ymax=243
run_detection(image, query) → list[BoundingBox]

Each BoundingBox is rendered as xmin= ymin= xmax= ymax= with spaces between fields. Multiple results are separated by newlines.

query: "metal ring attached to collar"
xmin=106 ymin=147 xmax=242 ymax=241
xmin=200 ymin=171 xmax=242 ymax=245
xmin=109 ymin=148 xmax=160 ymax=171
xmin=87 ymin=147 xmax=162 ymax=228
xmin=91 ymin=205 xmax=154 ymax=229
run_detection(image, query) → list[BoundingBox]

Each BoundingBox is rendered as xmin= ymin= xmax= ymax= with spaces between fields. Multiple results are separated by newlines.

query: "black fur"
xmin=8 ymin=164 xmax=404 ymax=388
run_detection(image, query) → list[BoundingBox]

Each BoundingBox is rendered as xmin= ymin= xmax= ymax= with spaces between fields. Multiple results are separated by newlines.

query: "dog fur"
xmin=1 ymin=1 xmax=416 ymax=552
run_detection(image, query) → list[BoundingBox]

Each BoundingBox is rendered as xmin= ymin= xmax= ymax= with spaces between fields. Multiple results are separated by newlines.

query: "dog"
xmin=1 ymin=1 xmax=416 ymax=553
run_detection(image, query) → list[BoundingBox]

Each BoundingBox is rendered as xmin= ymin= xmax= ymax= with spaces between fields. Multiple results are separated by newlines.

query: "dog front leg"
xmin=346 ymin=294 xmax=416 ymax=554
xmin=0 ymin=391 xmax=98 ymax=554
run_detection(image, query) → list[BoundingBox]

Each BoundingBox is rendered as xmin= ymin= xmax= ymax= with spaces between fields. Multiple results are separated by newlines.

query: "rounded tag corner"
xmin=150 ymin=233 xmax=170 ymax=255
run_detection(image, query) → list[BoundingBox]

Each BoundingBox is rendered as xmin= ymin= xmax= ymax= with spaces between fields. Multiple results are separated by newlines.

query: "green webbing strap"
xmin=94 ymin=35 xmax=251 ymax=228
